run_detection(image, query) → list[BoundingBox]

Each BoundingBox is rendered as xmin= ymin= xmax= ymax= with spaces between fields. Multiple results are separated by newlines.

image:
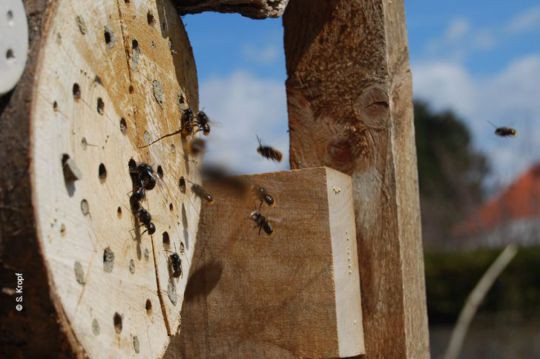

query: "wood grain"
xmin=166 ymin=167 xmax=365 ymax=358
xmin=0 ymin=0 xmax=201 ymax=357
xmin=283 ymin=0 xmax=430 ymax=358
xmin=174 ymin=0 xmax=289 ymax=19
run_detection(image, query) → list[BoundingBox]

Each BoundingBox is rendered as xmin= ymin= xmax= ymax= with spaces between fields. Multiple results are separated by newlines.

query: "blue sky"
xmin=182 ymin=2 xmax=540 ymax=187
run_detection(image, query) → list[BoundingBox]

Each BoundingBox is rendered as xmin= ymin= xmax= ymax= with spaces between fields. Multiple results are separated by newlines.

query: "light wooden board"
xmin=283 ymin=0 xmax=430 ymax=358
xmin=27 ymin=0 xmax=200 ymax=357
xmin=166 ymin=167 xmax=365 ymax=358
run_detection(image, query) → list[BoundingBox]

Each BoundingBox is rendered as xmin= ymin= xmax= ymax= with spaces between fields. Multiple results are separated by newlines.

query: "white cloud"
xmin=413 ymin=55 xmax=540 ymax=185
xmin=506 ymin=6 xmax=540 ymax=33
xmin=445 ymin=18 xmax=470 ymax=42
xmin=199 ymin=71 xmax=289 ymax=174
xmin=242 ymin=44 xmax=280 ymax=65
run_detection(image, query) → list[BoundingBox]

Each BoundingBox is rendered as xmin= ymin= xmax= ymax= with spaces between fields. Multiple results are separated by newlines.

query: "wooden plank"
xmin=0 ymin=0 xmax=201 ymax=357
xmin=174 ymin=0 xmax=289 ymax=19
xmin=166 ymin=167 xmax=365 ymax=358
xmin=283 ymin=1 xmax=430 ymax=358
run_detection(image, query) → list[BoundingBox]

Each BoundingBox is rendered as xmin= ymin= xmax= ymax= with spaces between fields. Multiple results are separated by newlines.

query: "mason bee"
xmin=489 ymin=121 xmax=517 ymax=137
xmin=195 ymin=111 xmax=211 ymax=136
xmin=250 ymin=211 xmax=273 ymax=235
xmin=191 ymin=183 xmax=214 ymax=204
xmin=254 ymin=186 xmax=274 ymax=207
xmin=256 ymin=135 xmax=282 ymax=162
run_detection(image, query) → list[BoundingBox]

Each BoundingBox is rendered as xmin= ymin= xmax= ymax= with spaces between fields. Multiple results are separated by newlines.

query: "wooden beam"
xmin=283 ymin=0 xmax=430 ymax=358
xmin=166 ymin=167 xmax=365 ymax=358
xmin=174 ymin=0 xmax=289 ymax=19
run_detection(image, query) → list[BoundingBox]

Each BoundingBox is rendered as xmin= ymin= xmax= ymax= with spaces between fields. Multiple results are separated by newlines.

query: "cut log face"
xmin=30 ymin=0 xmax=200 ymax=356
xmin=168 ymin=167 xmax=365 ymax=358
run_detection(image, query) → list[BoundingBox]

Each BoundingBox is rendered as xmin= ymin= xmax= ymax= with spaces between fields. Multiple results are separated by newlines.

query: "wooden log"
xmin=283 ymin=1 xmax=430 ymax=358
xmin=0 ymin=0 xmax=201 ymax=357
xmin=166 ymin=167 xmax=365 ymax=358
xmin=174 ymin=0 xmax=290 ymax=19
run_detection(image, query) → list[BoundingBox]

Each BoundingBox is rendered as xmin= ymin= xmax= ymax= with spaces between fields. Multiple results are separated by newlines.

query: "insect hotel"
xmin=0 ymin=0 xmax=429 ymax=357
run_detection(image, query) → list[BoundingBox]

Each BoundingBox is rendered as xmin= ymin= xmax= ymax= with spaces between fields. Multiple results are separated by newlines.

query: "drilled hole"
xmin=157 ymin=165 xmax=163 ymax=178
xmin=53 ymin=101 xmax=58 ymax=111
xmin=6 ymin=10 xmax=14 ymax=22
xmin=117 ymin=206 xmax=122 ymax=218
xmin=132 ymin=39 xmax=139 ymax=50
xmin=72 ymin=83 xmax=81 ymax=101
xmin=97 ymin=98 xmax=104 ymax=115
xmin=147 ymin=11 xmax=155 ymax=26
xmin=145 ymin=299 xmax=152 ymax=315
xmin=5 ymin=49 xmax=14 ymax=61
xmin=162 ymin=232 xmax=170 ymax=247
xmin=98 ymin=163 xmax=107 ymax=182
xmin=169 ymin=203 xmax=173 ymax=211
xmin=81 ymin=199 xmax=90 ymax=216
xmin=179 ymin=177 xmax=186 ymax=193
xmin=104 ymin=29 xmax=112 ymax=45
xmin=113 ymin=313 xmax=122 ymax=334
xmin=120 ymin=118 xmax=127 ymax=134
xmin=129 ymin=85 xmax=134 ymax=94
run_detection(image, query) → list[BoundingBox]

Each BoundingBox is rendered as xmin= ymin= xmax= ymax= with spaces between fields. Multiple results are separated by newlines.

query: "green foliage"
xmin=425 ymin=247 xmax=540 ymax=325
xmin=414 ymin=101 xmax=489 ymax=248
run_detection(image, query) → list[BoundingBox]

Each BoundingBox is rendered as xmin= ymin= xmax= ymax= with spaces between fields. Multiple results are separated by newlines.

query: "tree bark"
xmin=175 ymin=0 xmax=289 ymax=19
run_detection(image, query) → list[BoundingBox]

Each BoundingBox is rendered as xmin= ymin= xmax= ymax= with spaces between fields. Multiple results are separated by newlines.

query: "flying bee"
xmin=254 ymin=186 xmax=274 ymax=207
xmin=189 ymin=138 xmax=206 ymax=155
xmin=250 ymin=211 xmax=273 ymax=235
xmin=139 ymin=109 xmax=197 ymax=148
xmin=489 ymin=121 xmax=517 ymax=137
xmin=256 ymin=135 xmax=283 ymax=162
xmin=169 ymin=253 xmax=182 ymax=278
xmin=191 ymin=183 xmax=214 ymax=204
xmin=195 ymin=111 xmax=211 ymax=136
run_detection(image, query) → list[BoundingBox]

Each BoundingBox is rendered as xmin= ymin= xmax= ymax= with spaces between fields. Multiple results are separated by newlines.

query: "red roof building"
xmin=454 ymin=164 xmax=540 ymax=248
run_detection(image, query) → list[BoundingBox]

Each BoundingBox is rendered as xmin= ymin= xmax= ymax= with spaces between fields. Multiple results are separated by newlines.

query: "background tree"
xmin=414 ymin=101 xmax=489 ymax=250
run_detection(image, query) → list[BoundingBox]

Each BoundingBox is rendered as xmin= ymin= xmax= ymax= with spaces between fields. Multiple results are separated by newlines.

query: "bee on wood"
xmin=139 ymin=109 xmax=198 ymax=148
xmin=137 ymin=163 xmax=156 ymax=190
xmin=256 ymin=136 xmax=282 ymax=162
xmin=136 ymin=208 xmax=156 ymax=235
xmin=195 ymin=111 xmax=211 ymax=136
xmin=129 ymin=161 xmax=156 ymax=191
xmin=489 ymin=121 xmax=517 ymax=137
xmin=189 ymin=138 xmax=206 ymax=155
xmin=191 ymin=183 xmax=214 ymax=204
xmin=129 ymin=187 xmax=145 ymax=212
xmin=254 ymin=186 xmax=274 ymax=207
xmin=169 ymin=253 xmax=182 ymax=278
xmin=250 ymin=211 xmax=273 ymax=235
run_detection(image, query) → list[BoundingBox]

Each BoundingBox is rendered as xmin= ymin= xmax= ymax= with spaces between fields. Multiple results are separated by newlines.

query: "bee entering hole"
xmin=179 ymin=177 xmax=186 ymax=193
xmin=169 ymin=203 xmax=173 ymax=211
xmin=147 ymin=11 xmax=155 ymax=26
xmin=162 ymin=232 xmax=170 ymax=247
xmin=117 ymin=207 xmax=122 ymax=218
xmin=145 ymin=299 xmax=152 ymax=315
xmin=97 ymin=98 xmax=104 ymax=115
xmin=98 ymin=164 xmax=107 ymax=182
xmin=120 ymin=118 xmax=127 ymax=134
xmin=72 ymin=83 xmax=81 ymax=101
xmin=157 ymin=165 xmax=163 ymax=178
xmin=113 ymin=313 xmax=122 ymax=334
